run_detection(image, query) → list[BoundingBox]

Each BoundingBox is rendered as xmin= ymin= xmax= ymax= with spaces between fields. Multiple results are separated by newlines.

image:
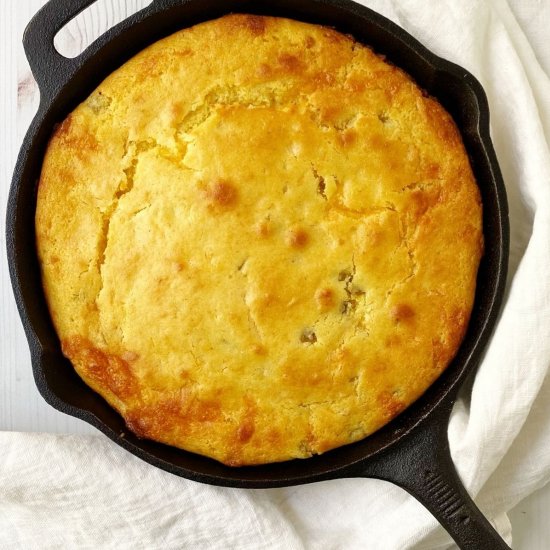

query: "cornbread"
xmin=36 ymin=14 xmax=483 ymax=466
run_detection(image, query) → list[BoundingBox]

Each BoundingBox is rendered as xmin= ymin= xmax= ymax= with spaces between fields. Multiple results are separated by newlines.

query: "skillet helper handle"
xmin=23 ymin=0 xmax=99 ymax=99
xmin=356 ymin=407 xmax=510 ymax=550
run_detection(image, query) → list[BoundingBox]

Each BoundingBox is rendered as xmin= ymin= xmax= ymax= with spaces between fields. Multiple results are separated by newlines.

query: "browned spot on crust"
xmin=57 ymin=167 xmax=77 ymax=187
xmin=235 ymin=397 xmax=257 ymax=446
xmin=173 ymin=48 xmax=192 ymax=58
xmin=460 ymin=224 xmax=476 ymax=240
xmin=305 ymin=36 xmax=316 ymax=48
xmin=266 ymin=427 xmax=282 ymax=447
xmin=225 ymin=14 xmax=267 ymax=36
xmin=62 ymin=336 xmax=139 ymax=400
xmin=286 ymin=226 xmax=309 ymax=248
xmin=126 ymin=392 xmax=222 ymax=440
xmin=169 ymin=102 xmax=185 ymax=122
xmin=192 ymin=399 xmax=221 ymax=422
xmin=125 ymin=397 xmax=182 ymax=439
xmin=82 ymin=302 xmax=98 ymax=317
xmin=255 ymin=219 xmax=272 ymax=238
xmin=224 ymin=456 xmax=243 ymax=467
xmin=382 ymin=75 xmax=402 ymax=101
xmin=125 ymin=415 xmax=152 ymax=438
xmin=318 ymin=104 xmax=343 ymax=126
xmin=205 ymin=179 xmax=238 ymax=210
xmin=252 ymin=344 xmax=267 ymax=356
xmin=172 ymin=261 xmax=186 ymax=273
xmin=408 ymin=188 xmax=442 ymax=218
xmin=137 ymin=53 xmax=165 ymax=80
xmin=260 ymin=292 xmax=278 ymax=308
xmin=315 ymin=287 xmax=334 ymax=311
xmin=390 ymin=303 xmax=415 ymax=323
xmin=257 ymin=63 xmax=272 ymax=78
xmin=278 ymin=53 xmax=303 ymax=73
xmin=314 ymin=72 xmax=336 ymax=87
xmin=368 ymin=132 xmax=386 ymax=151
xmin=378 ymin=391 xmax=405 ymax=420
xmin=425 ymin=162 xmax=441 ymax=178
xmin=52 ymin=116 xmax=98 ymax=158
xmin=346 ymin=76 xmax=366 ymax=94
xmin=323 ymin=28 xmax=348 ymax=44
xmin=247 ymin=15 xmax=267 ymax=35
xmin=53 ymin=116 xmax=73 ymax=139
xmin=338 ymin=129 xmax=357 ymax=147
xmin=237 ymin=421 xmax=255 ymax=443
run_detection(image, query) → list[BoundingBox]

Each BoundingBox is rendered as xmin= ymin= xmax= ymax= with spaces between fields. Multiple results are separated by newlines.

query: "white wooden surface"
xmin=1 ymin=1 xmax=549 ymax=548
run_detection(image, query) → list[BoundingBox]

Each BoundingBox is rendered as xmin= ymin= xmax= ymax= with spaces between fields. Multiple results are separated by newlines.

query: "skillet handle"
xmin=23 ymin=0 xmax=99 ymax=98
xmin=354 ymin=405 xmax=511 ymax=550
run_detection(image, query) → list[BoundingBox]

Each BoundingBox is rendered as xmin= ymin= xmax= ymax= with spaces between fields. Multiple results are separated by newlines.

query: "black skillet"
xmin=7 ymin=0 xmax=510 ymax=548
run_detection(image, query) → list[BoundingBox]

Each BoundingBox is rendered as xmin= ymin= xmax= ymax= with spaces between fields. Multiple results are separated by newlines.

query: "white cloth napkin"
xmin=2 ymin=0 xmax=550 ymax=548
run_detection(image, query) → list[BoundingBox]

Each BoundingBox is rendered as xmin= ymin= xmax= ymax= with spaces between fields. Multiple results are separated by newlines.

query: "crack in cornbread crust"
xmin=36 ymin=14 xmax=483 ymax=466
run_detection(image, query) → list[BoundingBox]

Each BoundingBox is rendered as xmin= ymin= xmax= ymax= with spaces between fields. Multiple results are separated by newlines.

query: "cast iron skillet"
xmin=7 ymin=0 xmax=510 ymax=548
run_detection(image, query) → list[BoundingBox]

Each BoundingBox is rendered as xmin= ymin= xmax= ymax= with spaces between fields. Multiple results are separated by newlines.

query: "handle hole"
xmin=54 ymin=0 xmax=153 ymax=58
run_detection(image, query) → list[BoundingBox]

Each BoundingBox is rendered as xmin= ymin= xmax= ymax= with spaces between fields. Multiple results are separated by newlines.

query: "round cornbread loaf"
xmin=36 ymin=14 xmax=483 ymax=466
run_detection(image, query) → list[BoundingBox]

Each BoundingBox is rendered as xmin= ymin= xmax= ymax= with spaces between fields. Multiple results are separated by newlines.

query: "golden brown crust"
xmin=36 ymin=14 xmax=483 ymax=465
